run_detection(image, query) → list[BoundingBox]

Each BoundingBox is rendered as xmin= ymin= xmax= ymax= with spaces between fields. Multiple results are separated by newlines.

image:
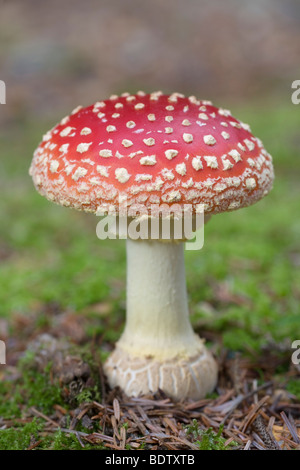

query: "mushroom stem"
xmin=104 ymin=238 xmax=218 ymax=400
xmin=120 ymin=239 xmax=201 ymax=360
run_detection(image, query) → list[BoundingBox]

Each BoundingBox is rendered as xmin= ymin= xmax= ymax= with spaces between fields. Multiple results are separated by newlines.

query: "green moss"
xmin=286 ymin=380 xmax=300 ymax=400
xmin=0 ymin=419 xmax=105 ymax=450
xmin=76 ymin=386 xmax=101 ymax=405
xmin=0 ymin=348 xmax=105 ymax=449
xmin=0 ymin=419 xmax=43 ymax=450
xmin=50 ymin=429 xmax=105 ymax=450
xmin=0 ymin=381 xmax=23 ymax=419
xmin=185 ymin=420 xmax=237 ymax=450
xmin=17 ymin=353 xmax=64 ymax=415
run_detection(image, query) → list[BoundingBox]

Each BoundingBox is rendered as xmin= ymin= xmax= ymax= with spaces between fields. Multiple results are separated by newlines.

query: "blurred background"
xmin=0 ymin=0 xmax=299 ymax=357
xmin=1 ymin=0 xmax=300 ymax=123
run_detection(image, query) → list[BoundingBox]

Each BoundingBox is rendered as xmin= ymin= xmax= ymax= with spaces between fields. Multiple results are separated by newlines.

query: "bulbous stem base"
xmin=104 ymin=344 xmax=218 ymax=400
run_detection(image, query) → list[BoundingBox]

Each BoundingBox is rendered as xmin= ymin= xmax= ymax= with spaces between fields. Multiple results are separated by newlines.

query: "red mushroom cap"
xmin=30 ymin=92 xmax=274 ymax=215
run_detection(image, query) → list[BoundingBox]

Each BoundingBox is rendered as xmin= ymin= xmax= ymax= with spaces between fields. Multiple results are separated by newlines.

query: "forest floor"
xmin=0 ymin=102 xmax=299 ymax=450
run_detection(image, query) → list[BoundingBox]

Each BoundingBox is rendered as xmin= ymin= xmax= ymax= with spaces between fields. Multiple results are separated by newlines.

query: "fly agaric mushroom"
xmin=29 ymin=91 xmax=274 ymax=400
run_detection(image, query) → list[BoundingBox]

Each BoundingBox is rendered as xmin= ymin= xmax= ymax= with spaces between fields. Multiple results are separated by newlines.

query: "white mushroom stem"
xmin=119 ymin=239 xmax=202 ymax=360
xmin=104 ymin=238 xmax=218 ymax=400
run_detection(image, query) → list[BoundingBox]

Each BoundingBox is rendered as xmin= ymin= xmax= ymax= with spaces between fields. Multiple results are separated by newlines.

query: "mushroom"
xmin=29 ymin=92 xmax=274 ymax=400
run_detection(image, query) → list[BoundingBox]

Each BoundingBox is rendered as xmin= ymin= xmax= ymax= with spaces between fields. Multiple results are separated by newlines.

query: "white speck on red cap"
xmin=71 ymin=105 xmax=83 ymax=115
xmin=161 ymin=168 xmax=175 ymax=180
xmin=183 ymin=133 xmax=193 ymax=143
xmin=192 ymin=156 xmax=203 ymax=171
xmin=77 ymin=143 xmax=92 ymax=153
xmin=165 ymin=149 xmax=178 ymax=160
xmin=176 ymin=163 xmax=186 ymax=176
xmin=60 ymin=116 xmax=70 ymax=125
xmin=72 ymin=167 xmax=88 ymax=181
xmin=221 ymin=155 xmax=234 ymax=171
xmin=64 ymin=164 xmax=75 ymax=176
xmin=82 ymin=158 xmax=95 ymax=166
xmin=50 ymin=160 xmax=59 ymax=173
xmin=60 ymin=127 xmax=75 ymax=137
xmin=122 ymin=139 xmax=133 ymax=148
xmin=218 ymin=108 xmax=231 ymax=117
xmin=246 ymin=177 xmax=256 ymax=189
xmin=135 ymin=174 xmax=152 ymax=182
xmin=81 ymin=127 xmax=92 ymax=135
xmin=230 ymin=121 xmax=241 ymax=129
xmin=135 ymin=103 xmax=145 ymax=110
xmin=59 ymin=143 xmax=69 ymax=154
xmin=244 ymin=139 xmax=255 ymax=151
xmin=126 ymin=121 xmax=136 ymax=129
xmin=126 ymin=95 xmax=136 ymax=102
xmin=221 ymin=131 xmax=230 ymax=140
xmin=203 ymin=135 xmax=216 ymax=146
xmin=140 ymin=155 xmax=156 ymax=166
xmin=94 ymin=101 xmax=106 ymax=108
xmin=97 ymin=165 xmax=109 ymax=177
xmin=188 ymin=96 xmax=200 ymax=105
xmin=143 ymin=138 xmax=155 ymax=147
xmin=99 ymin=149 xmax=113 ymax=158
xmin=198 ymin=113 xmax=208 ymax=120
xmin=115 ymin=168 xmax=130 ymax=183
xmin=204 ymin=156 xmax=218 ymax=169
xmin=228 ymin=149 xmax=241 ymax=162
